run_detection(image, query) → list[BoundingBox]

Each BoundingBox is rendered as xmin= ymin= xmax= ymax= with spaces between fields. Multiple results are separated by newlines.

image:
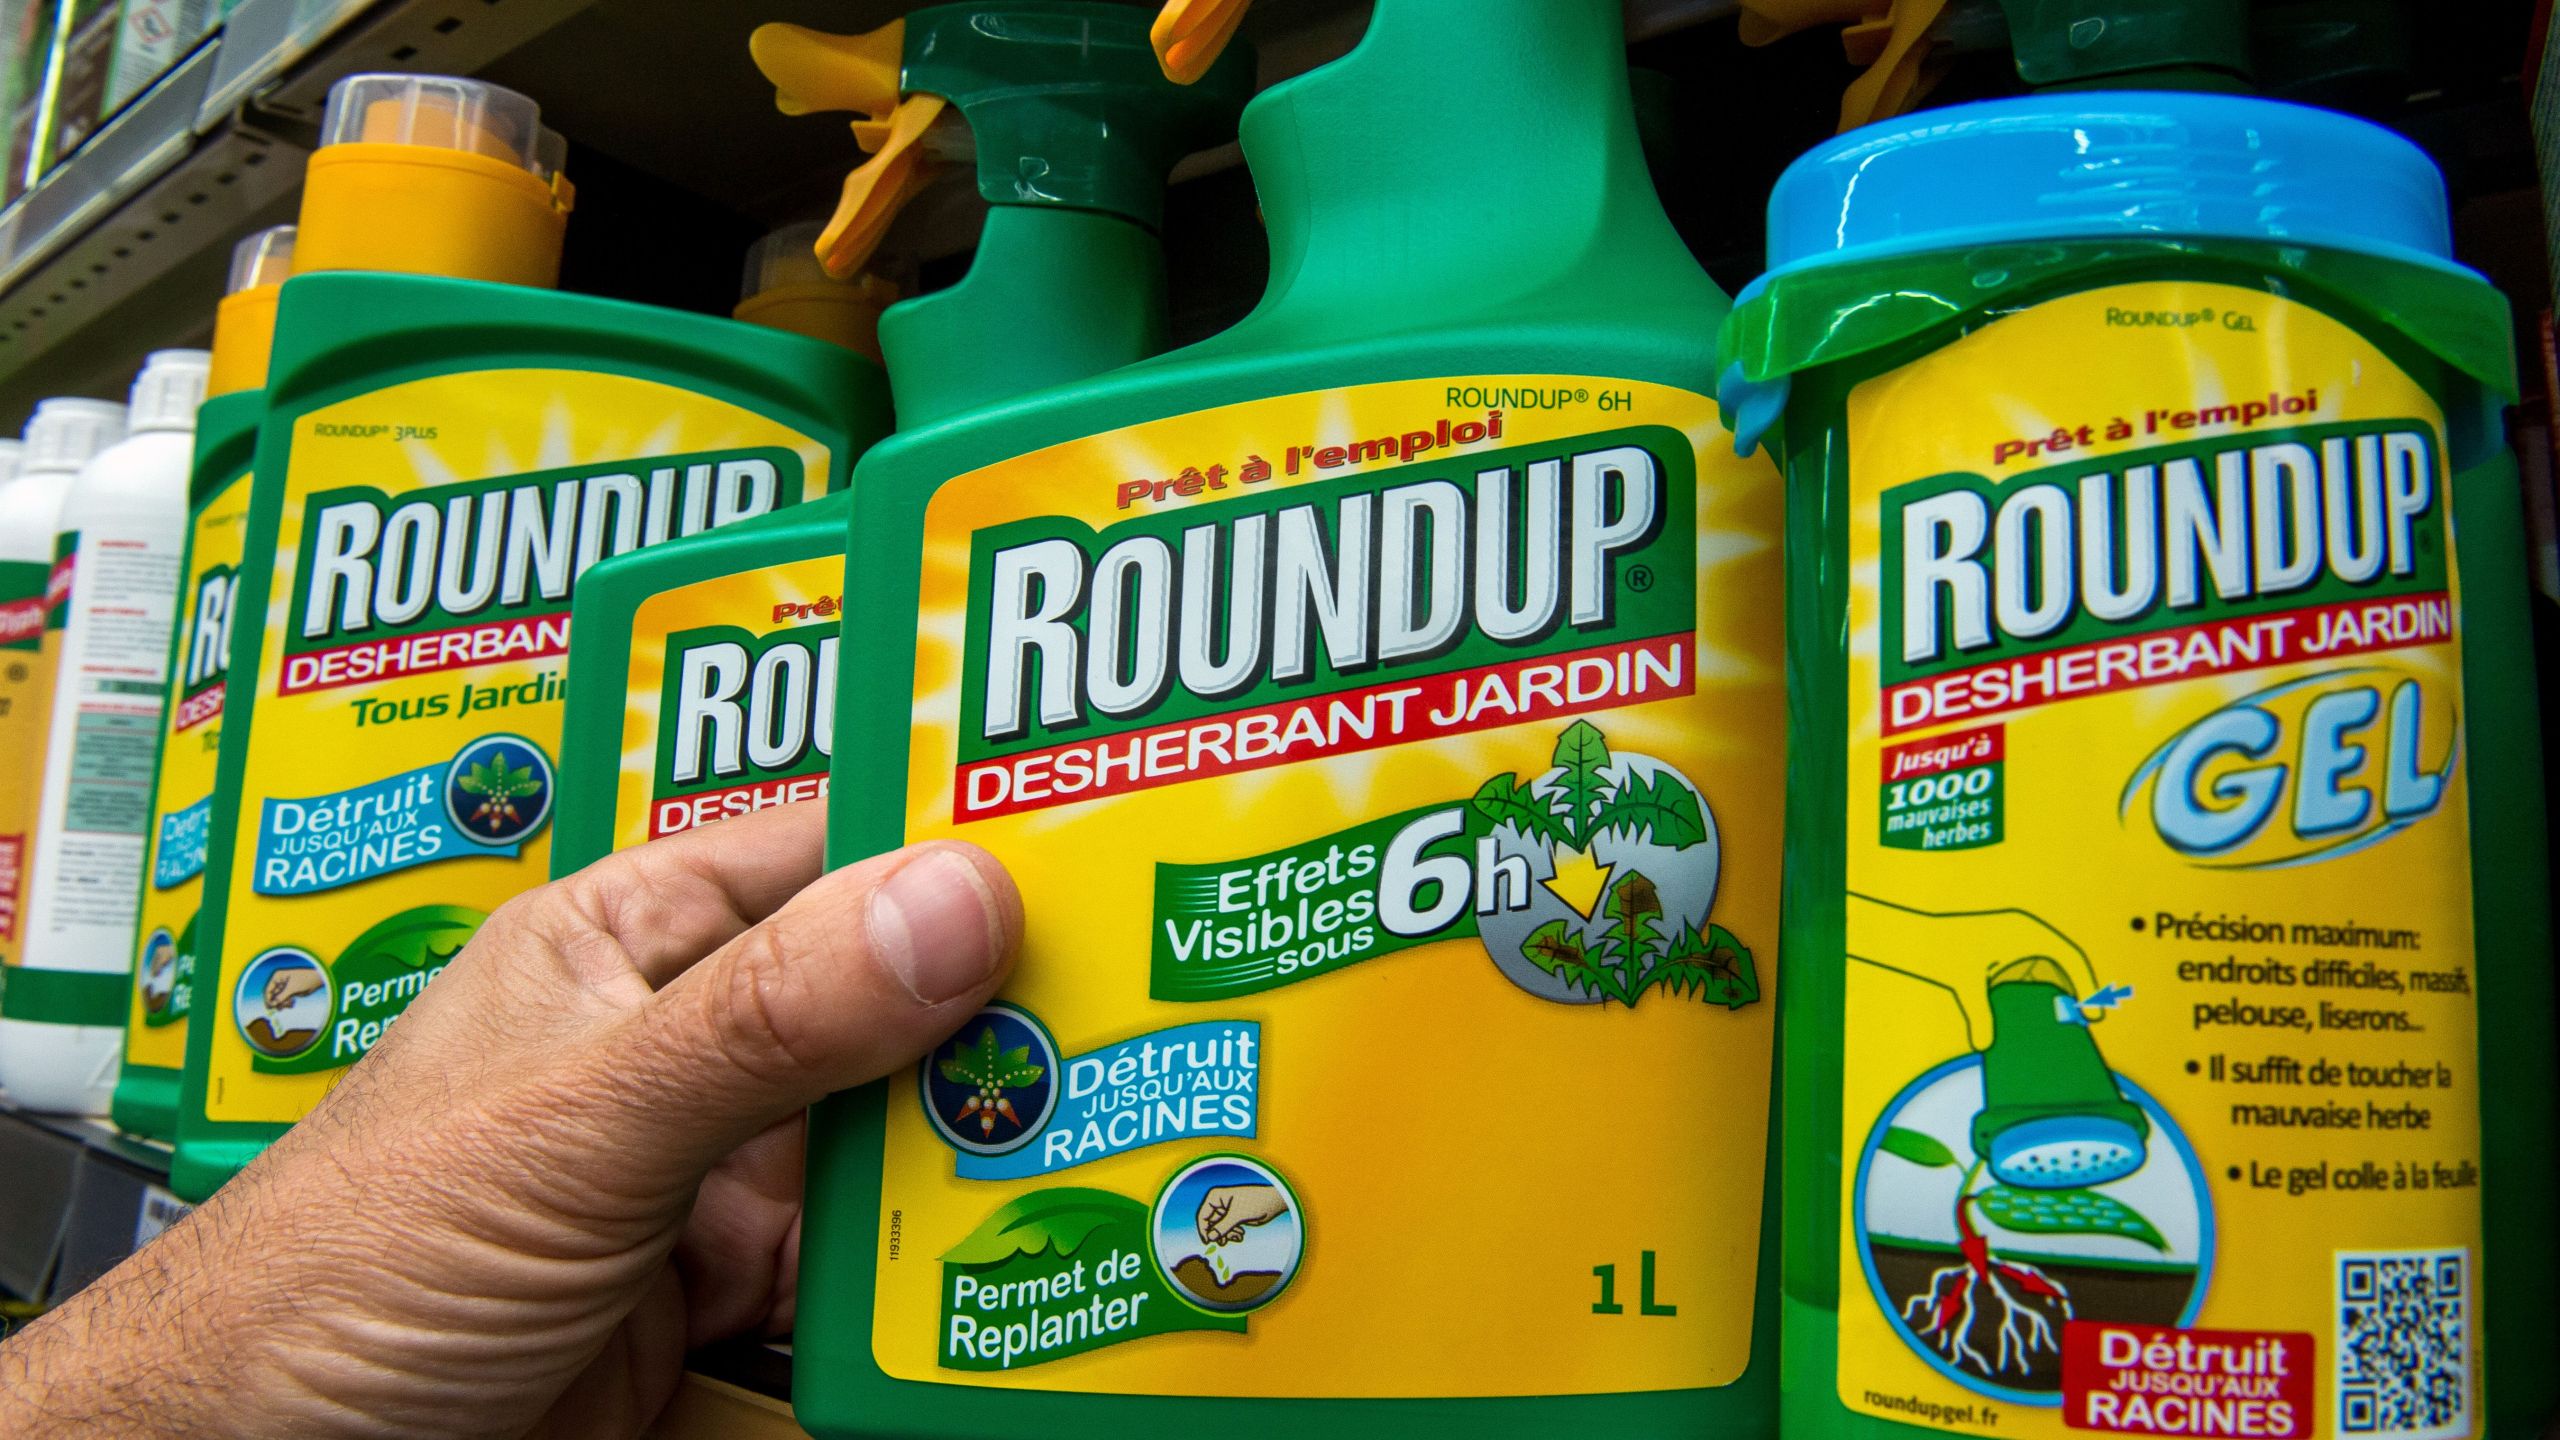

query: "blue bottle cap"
xmin=1758 ymin=92 xmax=2471 ymax=284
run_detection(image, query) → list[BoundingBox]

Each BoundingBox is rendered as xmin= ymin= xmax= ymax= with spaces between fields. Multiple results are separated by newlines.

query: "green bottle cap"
xmin=1994 ymin=0 xmax=2254 ymax=93
xmin=755 ymin=2 xmax=1254 ymax=279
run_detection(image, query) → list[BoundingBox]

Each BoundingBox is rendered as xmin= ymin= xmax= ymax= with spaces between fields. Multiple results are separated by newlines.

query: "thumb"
xmin=595 ymin=839 xmax=1022 ymax=1186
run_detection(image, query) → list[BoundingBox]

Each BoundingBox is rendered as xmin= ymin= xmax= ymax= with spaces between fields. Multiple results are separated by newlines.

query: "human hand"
xmin=0 ymin=802 xmax=1020 ymax=1440
xmin=1196 ymin=1184 xmax=1288 ymax=1247
xmin=263 ymin=964 xmax=325 ymax=1010
xmin=1843 ymin=894 xmax=2101 ymax=1052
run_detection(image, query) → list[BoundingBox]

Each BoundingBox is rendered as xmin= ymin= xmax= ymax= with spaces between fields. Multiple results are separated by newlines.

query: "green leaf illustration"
xmin=459 ymin=755 xmax=541 ymax=800
xmin=1523 ymin=919 xmax=1616 ymax=998
xmin=1600 ymin=869 xmax=1663 ymax=967
xmin=1593 ymin=769 xmax=1708 ymax=849
xmin=1976 ymin=1185 xmax=2168 ymax=1251
xmin=1647 ymin=923 xmax=1761 ymax=1009
xmin=943 ymin=1028 xmax=995 ymax=1086
xmin=1467 ymin=773 xmax=1566 ymax=846
xmin=1698 ymin=924 xmax=1759 ymax=1008
xmin=940 ymin=1189 xmax=1144 ymax=1266
xmin=941 ymin=1027 xmax=1045 ymax=1091
xmin=1523 ymin=919 xmax=1588 ymax=974
xmin=336 ymin=905 xmax=488 ymax=974
xmin=1881 ymin=1127 xmax=1960 ymax=1169
xmin=1551 ymin=720 xmax=1613 ymax=847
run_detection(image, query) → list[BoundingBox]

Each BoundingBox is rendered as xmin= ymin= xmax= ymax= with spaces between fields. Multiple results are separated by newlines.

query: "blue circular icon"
xmin=920 ymin=1004 xmax=1060 ymax=1157
xmin=136 ymin=928 xmax=178 ymax=1013
xmin=1853 ymin=1055 xmax=2213 ymax=1404
xmin=1151 ymin=1154 xmax=1306 ymax=1315
xmin=444 ymin=734 xmax=554 ymax=845
xmin=235 ymin=947 xmax=332 ymax=1059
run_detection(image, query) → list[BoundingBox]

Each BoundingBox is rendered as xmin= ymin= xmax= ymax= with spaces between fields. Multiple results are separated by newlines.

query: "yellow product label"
xmin=126 ymin=473 xmax=253 ymax=1066
xmin=876 ymin=377 xmax=1782 ymax=1396
xmin=618 ymin=553 xmax=841 ymax=850
xmin=0 ymin=556 xmax=50 ymax=968
xmin=204 ymin=369 xmax=831 ymax=1123
xmin=1832 ymin=284 xmax=2480 ymax=1440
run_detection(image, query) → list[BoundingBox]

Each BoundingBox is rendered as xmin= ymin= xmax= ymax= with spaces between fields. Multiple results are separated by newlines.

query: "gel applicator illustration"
xmin=170 ymin=74 xmax=878 ymax=1200
xmin=1727 ymin=74 xmax=2557 ymax=1440
xmin=113 ymin=224 xmax=297 ymax=1141
xmin=1972 ymin=962 xmax=2147 ymax=1188
xmin=549 ymin=7 xmax=1246 ymax=875
xmin=795 ymin=0 xmax=1784 ymax=1432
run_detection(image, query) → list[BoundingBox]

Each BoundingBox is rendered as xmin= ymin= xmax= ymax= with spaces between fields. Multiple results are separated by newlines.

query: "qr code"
xmin=2337 ymin=1248 xmax=2470 ymax=1440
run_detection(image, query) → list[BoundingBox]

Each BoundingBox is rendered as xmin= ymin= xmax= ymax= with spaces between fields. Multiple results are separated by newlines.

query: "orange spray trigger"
xmin=815 ymin=94 xmax=950 ymax=279
xmin=1735 ymin=0 xmax=1949 ymax=131
xmin=1838 ymin=0 xmax=1947 ymax=129
xmin=751 ymin=21 xmax=905 ymax=121
xmin=1151 ymin=0 xmax=1251 ymax=85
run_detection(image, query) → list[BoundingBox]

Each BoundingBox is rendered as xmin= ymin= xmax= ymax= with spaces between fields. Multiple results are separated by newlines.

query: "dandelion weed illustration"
xmin=1474 ymin=720 xmax=1751 ymax=1008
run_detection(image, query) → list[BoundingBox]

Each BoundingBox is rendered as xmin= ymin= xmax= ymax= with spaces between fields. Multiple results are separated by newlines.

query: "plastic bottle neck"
xmin=1230 ymin=0 xmax=1685 ymax=335
xmin=208 ymin=285 xmax=282 ymax=397
xmin=882 ymin=206 xmax=1167 ymax=428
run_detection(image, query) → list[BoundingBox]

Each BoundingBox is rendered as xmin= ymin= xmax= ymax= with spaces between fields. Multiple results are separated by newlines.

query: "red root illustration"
xmin=1902 ymin=1191 xmax=2073 ymax=1377
xmin=952 ymin=1093 xmax=1024 ymax=1138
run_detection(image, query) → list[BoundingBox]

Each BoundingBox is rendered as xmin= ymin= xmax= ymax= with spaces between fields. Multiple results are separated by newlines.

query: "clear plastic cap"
xmin=226 ymin=224 xmax=298 ymax=294
xmin=741 ymin=221 xmax=844 ymax=300
xmin=319 ymin=74 xmax=562 ymax=181
xmin=20 ymin=398 xmax=129 ymax=474
xmin=127 ymin=350 xmax=212 ymax=433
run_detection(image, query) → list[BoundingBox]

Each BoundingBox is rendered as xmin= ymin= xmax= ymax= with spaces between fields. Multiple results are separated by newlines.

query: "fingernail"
xmin=870 ymin=847 xmax=1007 ymax=1005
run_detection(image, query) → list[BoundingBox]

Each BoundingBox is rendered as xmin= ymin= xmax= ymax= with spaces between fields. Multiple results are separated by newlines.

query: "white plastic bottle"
xmin=4 ymin=355 xmax=206 ymax=1113
xmin=0 ymin=402 xmax=126 ymax=1053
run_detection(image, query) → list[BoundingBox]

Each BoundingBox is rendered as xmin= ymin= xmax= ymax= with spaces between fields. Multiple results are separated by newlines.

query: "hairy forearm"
xmin=0 ymin=1212 xmax=248 ymax=1438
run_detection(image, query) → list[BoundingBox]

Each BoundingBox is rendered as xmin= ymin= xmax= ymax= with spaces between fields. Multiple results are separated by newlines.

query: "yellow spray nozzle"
xmin=814 ymin=95 xmax=950 ymax=279
xmin=1840 ymin=0 xmax=1948 ymax=130
xmin=1152 ymin=0 xmax=1252 ymax=85
xmin=1737 ymin=0 xmax=1948 ymax=130
xmin=753 ymin=18 xmax=950 ymax=280
xmin=752 ymin=21 xmax=906 ymax=123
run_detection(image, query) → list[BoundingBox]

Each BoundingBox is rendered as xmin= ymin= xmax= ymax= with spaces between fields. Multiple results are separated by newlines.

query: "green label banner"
xmin=249 ymin=905 xmax=484 ymax=1074
xmin=939 ymin=1188 xmax=1242 ymax=1371
xmin=1150 ymin=803 xmax=1476 ymax=1001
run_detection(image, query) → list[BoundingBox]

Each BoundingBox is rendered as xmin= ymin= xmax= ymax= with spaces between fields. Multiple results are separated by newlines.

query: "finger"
xmin=676 ymin=1114 xmax=805 ymax=1347
xmin=767 ymin=1216 xmax=801 ymax=1337
xmin=584 ymin=840 xmax=1022 ymax=1185
xmin=545 ymin=801 xmax=833 ymax=988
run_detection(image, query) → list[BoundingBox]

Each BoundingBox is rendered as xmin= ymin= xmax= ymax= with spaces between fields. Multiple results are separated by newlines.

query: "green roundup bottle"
xmin=170 ymin=73 xmax=879 ymax=1199
xmin=549 ymin=7 xmax=1246 ymax=877
xmin=798 ymin=0 xmax=1787 ymax=1433
xmin=113 ymin=223 xmax=296 ymax=1141
xmin=1721 ymin=93 xmax=2556 ymax=1440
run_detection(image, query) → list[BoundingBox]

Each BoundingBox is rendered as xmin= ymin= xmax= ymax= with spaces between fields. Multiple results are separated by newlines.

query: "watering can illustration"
xmin=1972 ymin=958 xmax=2150 ymax=1188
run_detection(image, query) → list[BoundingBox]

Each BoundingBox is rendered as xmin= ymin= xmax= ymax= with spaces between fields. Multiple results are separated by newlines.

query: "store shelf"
xmin=0 ymin=0 xmax=609 ymax=427
xmin=0 ymin=0 xmax=1743 ymax=428
xmin=0 ymin=1105 xmax=184 ymax=1309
